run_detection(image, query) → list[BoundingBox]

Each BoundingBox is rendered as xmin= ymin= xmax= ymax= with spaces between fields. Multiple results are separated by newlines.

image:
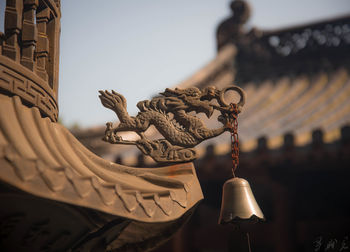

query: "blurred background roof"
xmin=54 ymin=0 xmax=350 ymax=128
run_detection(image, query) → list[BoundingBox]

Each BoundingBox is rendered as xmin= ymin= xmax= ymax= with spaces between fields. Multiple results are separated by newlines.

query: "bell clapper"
xmin=246 ymin=232 xmax=252 ymax=252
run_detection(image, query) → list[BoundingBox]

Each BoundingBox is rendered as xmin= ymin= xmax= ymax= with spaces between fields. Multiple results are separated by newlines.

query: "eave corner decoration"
xmin=99 ymin=86 xmax=246 ymax=163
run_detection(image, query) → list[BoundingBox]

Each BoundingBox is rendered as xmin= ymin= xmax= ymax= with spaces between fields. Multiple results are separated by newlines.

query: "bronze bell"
xmin=218 ymin=177 xmax=265 ymax=225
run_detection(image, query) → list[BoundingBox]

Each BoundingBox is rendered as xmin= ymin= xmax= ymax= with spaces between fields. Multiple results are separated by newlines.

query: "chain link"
xmin=228 ymin=103 xmax=239 ymax=177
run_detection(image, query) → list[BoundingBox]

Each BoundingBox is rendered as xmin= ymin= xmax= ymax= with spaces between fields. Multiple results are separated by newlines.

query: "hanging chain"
xmin=228 ymin=103 xmax=240 ymax=177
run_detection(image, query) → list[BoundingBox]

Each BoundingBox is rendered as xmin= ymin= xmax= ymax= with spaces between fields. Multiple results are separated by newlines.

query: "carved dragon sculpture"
xmin=99 ymin=86 xmax=245 ymax=163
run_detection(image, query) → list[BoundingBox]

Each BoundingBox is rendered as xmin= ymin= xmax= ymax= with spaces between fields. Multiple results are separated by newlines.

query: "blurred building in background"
xmin=75 ymin=1 xmax=350 ymax=251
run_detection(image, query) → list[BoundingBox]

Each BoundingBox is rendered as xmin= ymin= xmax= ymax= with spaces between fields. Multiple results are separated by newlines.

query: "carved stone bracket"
xmin=99 ymin=86 xmax=246 ymax=163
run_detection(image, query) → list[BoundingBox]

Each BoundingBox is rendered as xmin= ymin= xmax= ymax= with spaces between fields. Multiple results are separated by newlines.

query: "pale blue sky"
xmin=2 ymin=1 xmax=349 ymax=128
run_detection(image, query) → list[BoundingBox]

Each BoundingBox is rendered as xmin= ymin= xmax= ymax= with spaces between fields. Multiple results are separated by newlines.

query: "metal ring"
xmin=218 ymin=85 xmax=246 ymax=108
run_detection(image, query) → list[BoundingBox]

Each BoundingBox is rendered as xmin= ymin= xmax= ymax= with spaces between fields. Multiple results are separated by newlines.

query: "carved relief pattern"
xmin=0 ymin=214 xmax=25 ymax=241
xmin=0 ymin=198 xmax=84 ymax=251
xmin=0 ymin=63 xmax=58 ymax=121
xmin=99 ymin=86 xmax=245 ymax=163
xmin=21 ymin=219 xmax=50 ymax=247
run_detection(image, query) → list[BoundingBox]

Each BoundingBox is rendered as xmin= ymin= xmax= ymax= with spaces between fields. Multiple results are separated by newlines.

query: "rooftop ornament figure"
xmin=98 ymin=86 xmax=245 ymax=163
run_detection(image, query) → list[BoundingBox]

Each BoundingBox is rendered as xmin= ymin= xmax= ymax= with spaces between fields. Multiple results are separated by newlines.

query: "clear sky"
xmin=52 ymin=1 xmax=350 ymax=127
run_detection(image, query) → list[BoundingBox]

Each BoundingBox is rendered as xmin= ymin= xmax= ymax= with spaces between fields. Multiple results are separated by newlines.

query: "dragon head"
xmin=160 ymin=85 xmax=246 ymax=121
xmin=160 ymin=87 xmax=215 ymax=118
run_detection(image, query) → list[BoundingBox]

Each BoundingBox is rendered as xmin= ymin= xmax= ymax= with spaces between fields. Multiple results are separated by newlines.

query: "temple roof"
xmin=202 ymin=67 xmax=350 ymax=154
